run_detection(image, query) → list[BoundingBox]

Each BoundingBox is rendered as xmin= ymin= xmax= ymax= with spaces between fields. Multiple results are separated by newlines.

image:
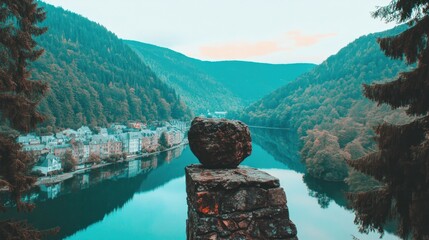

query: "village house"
xmin=72 ymin=140 xmax=90 ymax=163
xmin=17 ymin=134 xmax=41 ymax=145
xmin=52 ymin=144 xmax=72 ymax=157
xmin=77 ymin=126 xmax=93 ymax=140
xmin=33 ymin=153 xmax=62 ymax=176
xmin=22 ymin=144 xmax=48 ymax=155
xmin=18 ymin=120 xmax=188 ymax=173
xmin=119 ymin=131 xmax=142 ymax=154
xmin=141 ymin=130 xmax=159 ymax=152
xmin=62 ymin=129 xmax=78 ymax=138
xmin=41 ymin=135 xmax=56 ymax=145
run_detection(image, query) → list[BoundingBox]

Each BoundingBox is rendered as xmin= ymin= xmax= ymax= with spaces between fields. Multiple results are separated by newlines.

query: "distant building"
xmin=128 ymin=122 xmax=146 ymax=130
xmin=99 ymin=128 xmax=108 ymax=136
xmin=62 ymin=129 xmax=78 ymax=138
xmin=52 ymin=144 xmax=72 ymax=157
xmin=33 ymin=153 xmax=62 ymax=176
xmin=41 ymin=135 xmax=56 ymax=144
xmin=22 ymin=144 xmax=48 ymax=155
xmin=17 ymin=134 xmax=40 ymax=145
xmin=77 ymin=126 xmax=92 ymax=139
xmin=213 ymin=111 xmax=228 ymax=118
xmin=109 ymin=124 xmax=127 ymax=135
xmin=119 ymin=132 xmax=142 ymax=154
xmin=72 ymin=140 xmax=90 ymax=163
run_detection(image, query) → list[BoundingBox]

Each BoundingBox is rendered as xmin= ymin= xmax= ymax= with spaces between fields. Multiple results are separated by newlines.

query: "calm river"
xmin=1 ymin=129 xmax=399 ymax=240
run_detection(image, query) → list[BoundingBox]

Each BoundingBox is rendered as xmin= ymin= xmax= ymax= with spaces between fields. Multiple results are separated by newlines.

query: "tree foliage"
xmin=158 ymin=131 xmax=169 ymax=150
xmin=0 ymin=0 xmax=47 ymax=211
xmin=0 ymin=1 xmax=60 ymax=239
xmin=61 ymin=150 xmax=77 ymax=172
xmin=236 ymin=25 xmax=412 ymax=182
xmin=31 ymin=2 xmax=192 ymax=131
xmin=348 ymin=1 xmax=429 ymax=239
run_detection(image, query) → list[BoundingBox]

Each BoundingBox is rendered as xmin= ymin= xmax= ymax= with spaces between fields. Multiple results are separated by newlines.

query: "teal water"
xmin=1 ymin=140 xmax=399 ymax=239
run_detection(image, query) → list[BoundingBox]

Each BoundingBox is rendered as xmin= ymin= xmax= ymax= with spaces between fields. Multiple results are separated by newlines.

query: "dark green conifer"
xmin=0 ymin=1 xmax=56 ymax=239
xmin=348 ymin=1 xmax=429 ymax=239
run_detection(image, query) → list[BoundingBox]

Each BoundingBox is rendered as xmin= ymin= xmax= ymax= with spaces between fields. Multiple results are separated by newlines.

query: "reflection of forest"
xmin=0 ymin=145 xmax=192 ymax=240
xmin=303 ymin=174 xmax=349 ymax=209
xmin=251 ymin=128 xmax=400 ymax=237
xmin=250 ymin=128 xmax=305 ymax=173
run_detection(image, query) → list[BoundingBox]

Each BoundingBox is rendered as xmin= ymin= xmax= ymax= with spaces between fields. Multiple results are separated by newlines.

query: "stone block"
xmin=186 ymin=165 xmax=297 ymax=240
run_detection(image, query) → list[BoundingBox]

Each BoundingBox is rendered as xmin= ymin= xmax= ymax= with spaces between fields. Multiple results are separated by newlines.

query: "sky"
xmin=42 ymin=0 xmax=397 ymax=64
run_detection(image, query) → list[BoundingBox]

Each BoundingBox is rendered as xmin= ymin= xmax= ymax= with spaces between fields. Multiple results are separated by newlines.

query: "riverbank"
xmin=35 ymin=142 xmax=188 ymax=186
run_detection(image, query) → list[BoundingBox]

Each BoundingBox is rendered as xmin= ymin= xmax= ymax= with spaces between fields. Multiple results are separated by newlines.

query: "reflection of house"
xmin=40 ymin=183 xmax=61 ymax=199
xmin=33 ymin=154 xmax=62 ymax=175
xmin=79 ymin=174 xmax=90 ymax=189
xmin=127 ymin=160 xmax=142 ymax=178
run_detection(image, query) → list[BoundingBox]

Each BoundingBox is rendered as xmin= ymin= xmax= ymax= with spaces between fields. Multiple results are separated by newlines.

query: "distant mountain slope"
xmin=240 ymin=25 xmax=413 ymax=182
xmin=32 ymin=3 xmax=191 ymax=131
xmin=125 ymin=40 xmax=315 ymax=113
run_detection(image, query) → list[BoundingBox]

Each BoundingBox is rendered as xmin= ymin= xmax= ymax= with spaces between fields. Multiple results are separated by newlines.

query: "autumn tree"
xmin=301 ymin=129 xmax=350 ymax=182
xmin=158 ymin=131 xmax=170 ymax=150
xmin=0 ymin=1 xmax=54 ymax=239
xmin=348 ymin=1 xmax=429 ymax=239
xmin=61 ymin=150 xmax=77 ymax=172
xmin=87 ymin=153 xmax=101 ymax=165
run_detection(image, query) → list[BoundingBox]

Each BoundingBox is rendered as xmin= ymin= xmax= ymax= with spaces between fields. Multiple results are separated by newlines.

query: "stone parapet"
xmin=186 ymin=164 xmax=297 ymax=240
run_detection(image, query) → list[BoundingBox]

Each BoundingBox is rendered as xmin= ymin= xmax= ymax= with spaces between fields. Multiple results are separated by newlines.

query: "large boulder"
xmin=187 ymin=117 xmax=252 ymax=168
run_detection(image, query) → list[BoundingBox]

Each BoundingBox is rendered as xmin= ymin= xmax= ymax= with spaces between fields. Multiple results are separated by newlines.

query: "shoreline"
xmin=35 ymin=142 xmax=188 ymax=186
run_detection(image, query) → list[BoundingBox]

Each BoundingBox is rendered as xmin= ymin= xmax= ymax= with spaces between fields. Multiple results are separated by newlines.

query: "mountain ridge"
xmin=238 ymin=25 xmax=412 ymax=182
xmin=125 ymin=40 xmax=316 ymax=113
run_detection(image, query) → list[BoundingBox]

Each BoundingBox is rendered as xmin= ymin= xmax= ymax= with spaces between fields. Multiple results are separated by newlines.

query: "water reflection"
xmin=303 ymin=174 xmax=348 ymax=209
xmin=0 ymin=145 xmax=191 ymax=240
xmin=250 ymin=127 xmax=305 ymax=173
xmin=0 ymin=130 xmax=401 ymax=240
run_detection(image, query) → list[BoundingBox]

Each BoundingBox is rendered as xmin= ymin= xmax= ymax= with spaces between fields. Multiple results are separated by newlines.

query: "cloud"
xmin=199 ymin=41 xmax=281 ymax=60
xmin=285 ymin=31 xmax=337 ymax=48
xmin=197 ymin=30 xmax=337 ymax=60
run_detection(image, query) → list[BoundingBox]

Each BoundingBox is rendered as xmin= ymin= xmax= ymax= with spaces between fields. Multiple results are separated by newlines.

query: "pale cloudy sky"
xmin=42 ymin=0 xmax=397 ymax=64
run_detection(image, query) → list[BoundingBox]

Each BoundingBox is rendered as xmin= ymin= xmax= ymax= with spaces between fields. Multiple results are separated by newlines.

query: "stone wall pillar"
xmin=186 ymin=164 xmax=297 ymax=240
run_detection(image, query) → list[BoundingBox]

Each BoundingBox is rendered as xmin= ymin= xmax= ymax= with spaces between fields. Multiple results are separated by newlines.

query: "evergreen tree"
xmin=0 ymin=1 xmax=55 ymax=239
xmin=348 ymin=1 xmax=429 ymax=239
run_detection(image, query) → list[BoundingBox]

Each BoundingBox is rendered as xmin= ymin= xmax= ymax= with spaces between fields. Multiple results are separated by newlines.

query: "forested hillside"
xmin=126 ymin=40 xmax=315 ymax=113
xmin=32 ymin=3 xmax=191 ymax=131
xmin=239 ymin=25 xmax=413 ymax=182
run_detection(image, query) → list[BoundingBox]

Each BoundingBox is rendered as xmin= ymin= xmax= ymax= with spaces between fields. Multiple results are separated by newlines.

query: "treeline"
xmin=126 ymin=40 xmax=315 ymax=113
xmin=237 ymin=25 xmax=413 ymax=185
xmin=32 ymin=3 xmax=191 ymax=132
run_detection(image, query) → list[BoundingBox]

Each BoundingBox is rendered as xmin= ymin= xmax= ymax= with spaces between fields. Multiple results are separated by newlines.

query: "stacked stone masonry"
xmin=186 ymin=165 xmax=298 ymax=240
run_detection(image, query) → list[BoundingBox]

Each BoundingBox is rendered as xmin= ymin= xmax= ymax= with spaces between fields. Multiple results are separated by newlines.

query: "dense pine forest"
xmin=32 ymin=3 xmax=192 ymax=132
xmin=238 ymin=25 xmax=413 ymax=183
xmin=126 ymin=40 xmax=315 ymax=112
